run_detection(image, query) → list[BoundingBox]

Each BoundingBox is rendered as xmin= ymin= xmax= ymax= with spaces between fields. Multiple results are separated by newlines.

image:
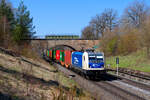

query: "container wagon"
xmin=64 ymin=50 xmax=72 ymax=68
xmin=49 ymin=49 xmax=52 ymax=59
xmin=56 ymin=50 xmax=60 ymax=61
xmin=52 ymin=49 xmax=56 ymax=60
xmin=60 ymin=50 xmax=65 ymax=65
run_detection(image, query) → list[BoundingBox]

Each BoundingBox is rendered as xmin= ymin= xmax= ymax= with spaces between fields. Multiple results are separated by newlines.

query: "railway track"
xmin=99 ymin=74 xmax=150 ymax=100
xmin=107 ymin=68 xmax=150 ymax=85
xmin=94 ymin=81 xmax=145 ymax=100
xmin=104 ymin=73 xmax=150 ymax=92
xmin=49 ymin=60 xmax=150 ymax=100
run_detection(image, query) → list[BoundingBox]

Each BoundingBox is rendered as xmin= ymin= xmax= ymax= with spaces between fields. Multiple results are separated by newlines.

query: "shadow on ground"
xmin=0 ymin=63 xmax=74 ymax=100
xmin=21 ymin=58 xmax=58 ymax=73
xmin=91 ymin=73 xmax=122 ymax=82
xmin=0 ymin=65 xmax=59 ymax=87
xmin=0 ymin=92 xmax=23 ymax=100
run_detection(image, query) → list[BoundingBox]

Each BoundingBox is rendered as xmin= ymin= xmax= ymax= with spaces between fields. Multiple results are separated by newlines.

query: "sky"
xmin=10 ymin=0 xmax=150 ymax=37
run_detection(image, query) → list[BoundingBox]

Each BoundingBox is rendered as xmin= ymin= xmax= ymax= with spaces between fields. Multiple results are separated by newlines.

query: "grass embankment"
xmin=0 ymin=51 xmax=93 ymax=100
xmin=106 ymin=49 xmax=150 ymax=73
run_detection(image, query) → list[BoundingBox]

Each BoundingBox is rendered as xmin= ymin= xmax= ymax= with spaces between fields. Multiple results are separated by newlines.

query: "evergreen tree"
xmin=0 ymin=0 xmax=15 ymax=47
xmin=0 ymin=0 xmax=14 ymax=25
xmin=13 ymin=0 xmax=35 ymax=45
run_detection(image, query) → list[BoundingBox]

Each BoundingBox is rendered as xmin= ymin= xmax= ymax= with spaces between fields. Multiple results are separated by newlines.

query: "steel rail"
xmin=107 ymin=68 xmax=150 ymax=80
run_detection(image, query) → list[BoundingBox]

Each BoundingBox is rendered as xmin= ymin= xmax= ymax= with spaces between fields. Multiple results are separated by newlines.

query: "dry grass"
xmin=0 ymin=51 xmax=93 ymax=100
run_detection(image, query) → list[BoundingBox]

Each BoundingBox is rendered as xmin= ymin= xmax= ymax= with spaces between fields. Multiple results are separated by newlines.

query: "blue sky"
xmin=10 ymin=0 xmax=150 ymax=37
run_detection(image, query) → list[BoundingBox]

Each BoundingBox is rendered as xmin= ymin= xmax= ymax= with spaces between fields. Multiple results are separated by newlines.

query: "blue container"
xmin=71 ymin=52 xmax=83 ymax=68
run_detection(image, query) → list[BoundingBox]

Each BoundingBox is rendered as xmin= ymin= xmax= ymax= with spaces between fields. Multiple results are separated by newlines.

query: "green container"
xmin=60 ymin=50 xmax=65 ymax=62
xmin=47 ymin=50 xmax=49 ymax=56
xmin=52 ymin=50 xmax=56 ymax=59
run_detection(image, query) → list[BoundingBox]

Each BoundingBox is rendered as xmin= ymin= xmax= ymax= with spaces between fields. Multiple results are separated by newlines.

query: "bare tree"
xmin=90 ymin=8 xmax=118 ymax=37
xmin=104 ymin=9 xmax=118 ymax=31
xmin=90 ymin=14 xmax=105 ymax=38
xmin=122 ymin=0 xmax=149 ymax=28
xmin=81 ymin=25 xmax=95 ymax=39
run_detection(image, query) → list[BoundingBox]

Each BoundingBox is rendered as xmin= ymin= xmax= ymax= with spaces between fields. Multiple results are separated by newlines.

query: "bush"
xmin=101 ymin=30 xmax=119 ymax=56
xmin=100 ymin=27 xmax=139 ymax=56
xmin=117 ymin=30 xmax=139 ymax=55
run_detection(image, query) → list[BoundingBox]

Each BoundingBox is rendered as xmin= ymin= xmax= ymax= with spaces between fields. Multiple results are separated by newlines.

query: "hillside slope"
xmin=106 ymin=49 xmax=150 ymax=73
xmin=0 ymin=49 xmax=92 ymax=100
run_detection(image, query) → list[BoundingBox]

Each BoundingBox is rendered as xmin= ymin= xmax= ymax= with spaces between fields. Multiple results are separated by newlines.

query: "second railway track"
xmin=107 ymin=68 xmax=150 ymax=85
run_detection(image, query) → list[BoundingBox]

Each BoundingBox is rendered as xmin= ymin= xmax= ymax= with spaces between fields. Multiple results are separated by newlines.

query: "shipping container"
xmin=52 ymin=50 xmax=56 ymax=60
xmin=72 ymin=52 xmax=83 ymax=68
xmin=60 ymin=50 xmax=65 ymax=65
xmin=47 ymin=50 xmax=49 ymax=57
xmin=64 ymin=50 xmax=72 ymax=68
xmin=56 ymin=50 xmax=60 ymax=61
xmin=49 ymin=49 xmax=52 ymax=59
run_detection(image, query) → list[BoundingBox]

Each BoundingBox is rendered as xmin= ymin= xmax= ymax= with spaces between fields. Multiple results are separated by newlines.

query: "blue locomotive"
xmin=71 ymin=51 xmax=106 ymax=78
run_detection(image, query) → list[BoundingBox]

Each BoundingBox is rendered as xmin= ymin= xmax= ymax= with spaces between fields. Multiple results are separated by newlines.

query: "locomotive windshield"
xmin=88 ymin=53 xmax=104 ymax=63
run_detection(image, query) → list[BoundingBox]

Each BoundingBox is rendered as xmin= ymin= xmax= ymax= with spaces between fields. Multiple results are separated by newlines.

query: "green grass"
xmin=106 ymin=49 xmax=150 ymax=73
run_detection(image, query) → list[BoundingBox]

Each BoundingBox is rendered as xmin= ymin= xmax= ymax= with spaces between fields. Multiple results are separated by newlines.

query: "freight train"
xmin=44 ymin=49 xmax=106 ymax=79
